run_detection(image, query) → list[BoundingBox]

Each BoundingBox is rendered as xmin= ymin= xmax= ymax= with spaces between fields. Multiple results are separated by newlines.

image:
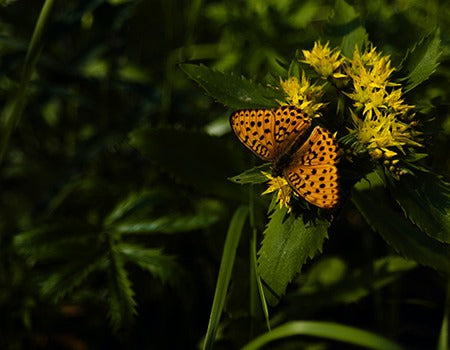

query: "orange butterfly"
xmin=230 ymin=106 xmax=339 ymax=209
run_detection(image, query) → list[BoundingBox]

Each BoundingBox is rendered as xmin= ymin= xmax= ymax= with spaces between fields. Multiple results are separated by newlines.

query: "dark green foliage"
xmin=388 ymin=171 xmax=450 ymax=243
xmin=353 ymin=172 xmax=450 ymax=274
xmin=181 ymin=64 xmax=283 ymax=109
xmin=0 ymin=0 xmax=449 ymax=349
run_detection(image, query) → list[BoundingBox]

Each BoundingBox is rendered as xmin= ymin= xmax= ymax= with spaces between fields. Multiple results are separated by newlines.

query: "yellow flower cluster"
xmin=344 ymin=46 xmax=414 ymax=121
xmin=350 ymin=109 xmax=421 ymax=160
xmin=279 ymin=73 xmax=326 ymax=117
xmin=344 ymin=46 xmax=420 ymax=163
xmin=301 ymin=42 xmax=346 ymax=79
xmin=300 ymin=41 xmax=421 ymax=172
xmin=261 ymin=172 xmax=294 ymax=212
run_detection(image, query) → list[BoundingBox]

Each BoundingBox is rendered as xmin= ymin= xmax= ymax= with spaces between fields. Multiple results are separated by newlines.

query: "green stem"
xmin=0 ymin=0 xmax=55 ymax=165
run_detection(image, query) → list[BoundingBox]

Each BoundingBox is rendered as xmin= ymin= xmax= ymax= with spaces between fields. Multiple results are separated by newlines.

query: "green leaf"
xmin=438 ymin=279 xmax=450 ymax=350
xmin=228 ymin=164 xmax=270 ymax=185
xmin=242 ymin=321 xmax=404 ymax=350
xmin=329 ymin=0 xmax=368 ymax=57
xmin=112 ymin=213 xmax=220 ymax=234
xmin=180 ymin=64 xmax=282 ymax=109
xmin=257 ymin=206 xmax=329 ymax=306
xmin=107 ymin=242 xmax=137 ymax=331
xmin=340 ymin=27 xmax=369 ymax=58
xmin=400 ymin=29 xmax=442 ymax=93
xmin=104 ymin=190 xmax=170 ymax=226
xmin=129 ymin=127 xmax=245 ymax=200
xmin=203 ymin=206 xmax=248 ymax=350
xmin=40 ymin=252 xmax=107 ymax=301
xmin=352 ymin=172 xmax=450 ymax=274
xmin=0 ymin=0 xmax=56 ymax=164
xmin=387 ymin=172 xmax=450 ymax=243
xmin=287 ymin=256 xmax=417 ymax=315
xmin=119 ymin=243 xmax=180 ymax=285
xmin=13 ymin=222 xmax=98 ymax=261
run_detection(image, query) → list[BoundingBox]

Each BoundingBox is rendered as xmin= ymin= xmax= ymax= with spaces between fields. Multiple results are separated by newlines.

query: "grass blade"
xmin=438 ymin=278 xmax=450 ymax=350
xmin=203 ymin=205 xmax=248 ymax=350
xmin=0 ymin=0 xmax=56 ymax=164
xmin=242 ymin=321 xmax=405 ymax=350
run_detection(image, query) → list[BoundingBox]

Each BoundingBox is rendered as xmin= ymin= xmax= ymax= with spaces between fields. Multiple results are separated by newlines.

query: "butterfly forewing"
xmin=284 ymin=126 xmax=340 ymax=209
xmin=230 ymin=106 xmax=311 ymax=161
xmin=273 ymin=106 xmax=311 ymax=156
xmin=230 ymin=108 xmax=277 ymax=161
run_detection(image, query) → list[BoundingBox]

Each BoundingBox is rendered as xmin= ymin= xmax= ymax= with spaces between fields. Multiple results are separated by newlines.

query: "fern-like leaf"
xmin=107 ymin=241 xmax=137 ymax=330
xmin=118 ymin=243 xmax=180 ymax=285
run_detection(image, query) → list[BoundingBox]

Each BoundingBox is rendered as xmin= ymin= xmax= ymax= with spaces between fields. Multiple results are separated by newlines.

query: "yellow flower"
xmin=301 ymin=42 xmax=346 ymax=79
xmin=345 ymin=82 xmax=386 ymax=119
xmin=350 ymin=109 xmax=422 ymax=159
xmin=279 ymin=73 xmax=326 ymax=116
xmin=383 ymin=88 xmax=415 ymax=117
xmin=346 ymin=47 xmax=397 ymax=89
xmin=261 ymin=172 xmax=294 ymax=212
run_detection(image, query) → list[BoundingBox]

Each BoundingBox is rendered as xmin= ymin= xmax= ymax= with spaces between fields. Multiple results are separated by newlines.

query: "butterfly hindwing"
xmin=291 ymin=126 xmax=339 ymax=166
xmin=284 ymin=126 xmax=339 ymax=209
xmin=230 ymin=106 xmax=311 ymax=161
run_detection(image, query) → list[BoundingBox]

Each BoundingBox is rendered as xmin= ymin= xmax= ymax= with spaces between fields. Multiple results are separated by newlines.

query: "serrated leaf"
xmin=400 ymin=29 xmax=442 ymax=92
xmin=228 ymin=164 xmax=270 ymax=185
xmin=129 ymin=127 xmax=245 ymax=200
xmin=257 ymin=206 xmax=329 ymax=306
xmin=119 ymin=243 xmax=180 ymax=285
xmin=13 ymin=222 xmax=98 ymax=261
xmin=180 ymin=64 xmax=282 ymax=109
xmin=40 ymin=251 xmax=107 ymax=301
xmin=107 ymin=246 xmax=137 ymax=330
xmin=104 ymin=189 xmax=171 ymax=226
xmin=352 ymin=172 xmax=450 ymax=274
xmin=387 ymin=172 xmax=450 ymax=243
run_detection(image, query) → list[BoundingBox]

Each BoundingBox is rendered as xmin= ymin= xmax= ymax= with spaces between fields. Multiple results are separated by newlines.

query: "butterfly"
xmin=230 ymin=105 xmax=339 ymax=209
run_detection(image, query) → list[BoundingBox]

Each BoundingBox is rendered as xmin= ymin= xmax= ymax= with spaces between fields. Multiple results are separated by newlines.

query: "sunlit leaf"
xmin=400 ymin=29 xmax=442 ymax=92
xmin=257 ymin=206 xmax=329 ymax=306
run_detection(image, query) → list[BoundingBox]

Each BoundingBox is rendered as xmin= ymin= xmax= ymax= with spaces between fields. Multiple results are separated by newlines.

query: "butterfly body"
xmin=230 ymin=106 xmax=340 ymax=209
